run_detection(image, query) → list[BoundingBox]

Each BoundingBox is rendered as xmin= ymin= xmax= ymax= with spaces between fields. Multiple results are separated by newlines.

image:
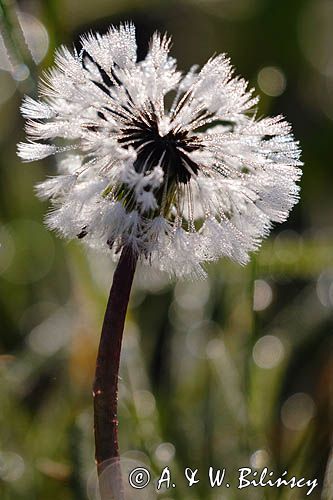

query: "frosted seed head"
xmin=17 ymin=24 xmax=302 ymax=278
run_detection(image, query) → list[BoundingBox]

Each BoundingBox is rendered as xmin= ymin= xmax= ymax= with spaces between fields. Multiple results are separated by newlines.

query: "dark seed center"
xmin=120 ymin=116 xmax=200 ymax=184
xmin=81 ymin=52 xmax=200 ymax=185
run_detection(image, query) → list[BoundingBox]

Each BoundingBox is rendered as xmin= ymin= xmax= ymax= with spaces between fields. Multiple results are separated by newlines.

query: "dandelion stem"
xmin=93 ymin=246 xmax=137 ymax=499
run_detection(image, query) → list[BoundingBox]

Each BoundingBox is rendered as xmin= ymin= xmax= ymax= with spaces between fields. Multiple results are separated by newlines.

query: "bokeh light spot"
xmin=206 ymin=338 xmax=224 ymax=359
xmin=252 ymin=335 xmax=284 ymax=369
xmin=154 ymin=443 xmax=175 ymax=463
xmin=281 ymin=393 xmax=316 ymax=431
xmin=316 ymin=269 xmax=333 ymax=308
xmin=257 ymin=66 xmax=286 ymax=97
xmin=0 ymin=452 xmax=25 ymax=482
xmin=12 ymin=63 xmax=30 ymax=82
xmin=253 ymin=279 xmax=273 ymax=311
xmin=250 ymin=449 xmax=270 ymax=469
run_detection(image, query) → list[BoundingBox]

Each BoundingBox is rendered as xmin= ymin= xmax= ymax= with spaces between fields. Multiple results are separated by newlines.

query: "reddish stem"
xmin=93 ymin=247 xmax=137 ymax=499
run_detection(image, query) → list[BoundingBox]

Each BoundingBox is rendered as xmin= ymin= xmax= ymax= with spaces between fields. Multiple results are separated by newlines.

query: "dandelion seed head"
xmin=18 ymin=22 xmax=302 ymax=278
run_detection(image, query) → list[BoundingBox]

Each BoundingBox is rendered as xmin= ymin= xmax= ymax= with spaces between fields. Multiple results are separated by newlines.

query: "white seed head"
xmin=18 ymin=22 xmax=302 ymax=279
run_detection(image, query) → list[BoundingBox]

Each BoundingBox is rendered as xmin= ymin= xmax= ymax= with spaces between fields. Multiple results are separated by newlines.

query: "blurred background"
xmin=0 ymin=0 xmax=332 ymax=498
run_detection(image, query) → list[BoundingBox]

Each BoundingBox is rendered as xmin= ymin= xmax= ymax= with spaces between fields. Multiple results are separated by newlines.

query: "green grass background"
xmin=0 ymin=0 xmax=332 ymax=498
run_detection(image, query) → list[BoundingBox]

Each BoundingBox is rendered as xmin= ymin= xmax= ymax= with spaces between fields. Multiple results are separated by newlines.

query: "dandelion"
xmin=18 ymin=22 xmax=302 ymax=499
xmin=18 ymin=23 xmax=301 ymax=279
